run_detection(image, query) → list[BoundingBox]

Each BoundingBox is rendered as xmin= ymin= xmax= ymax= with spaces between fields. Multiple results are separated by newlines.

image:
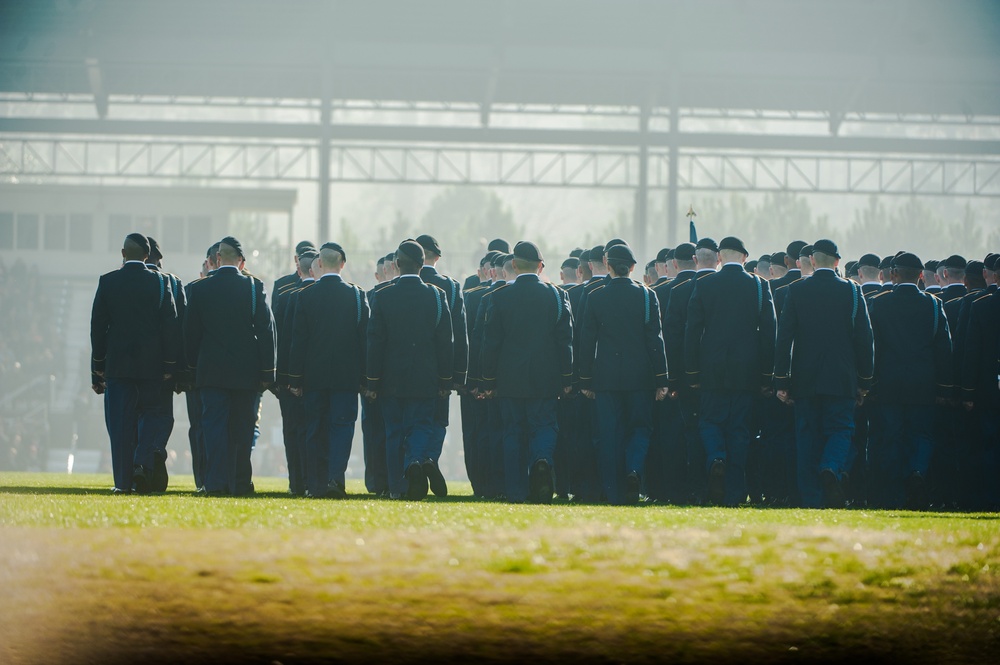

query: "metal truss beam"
xmin=2 ymin=118 xmax=1000 ymax=157
xmin=3 ymin=136 xmax=1000 ymax=197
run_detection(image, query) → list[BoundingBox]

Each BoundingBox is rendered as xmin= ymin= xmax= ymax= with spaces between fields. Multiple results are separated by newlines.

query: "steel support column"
xmin=634 ymin=106 xmax=650 ymax=257
xmin=667 ymin=100 xmax=680 ymax=247
xmin=318 ymin=95 xmax=331 ymax=242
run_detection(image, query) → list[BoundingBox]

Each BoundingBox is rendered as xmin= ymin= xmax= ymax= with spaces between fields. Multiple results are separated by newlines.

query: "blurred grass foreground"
xmin=1 ymin=472 xmax=998 ymax=664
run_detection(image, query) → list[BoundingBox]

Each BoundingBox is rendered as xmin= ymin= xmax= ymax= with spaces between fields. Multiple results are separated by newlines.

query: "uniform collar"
xmin=123 ymin=260 xmax=146 ymax=267
xmin=515 ymin=273 xmax=540 ymax=283
xmin=319 ymin=273 xmax=342 ymax=281
xmin=398 ymin=274 xmax=421 ymax=281
xmin=894 ymin=283 xmax=920 ymax=292
xmin=216 ymin=265 xmax=239 ymax=272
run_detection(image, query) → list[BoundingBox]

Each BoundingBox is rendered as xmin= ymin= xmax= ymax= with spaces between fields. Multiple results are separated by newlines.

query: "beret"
xmin=813 ymin=239 xmax=840 ymax=259
xmin=320 ymin=241 xmax=346 ymax=261
xmin=941 ymin=254 xmax=967 ymax=270
xmin=665 ymin=249 xmax=676 ymax=261
xmin=769 ymin=251 xmax=787 ymax=265
xmin=786 ymin=240 xmax=808 ymax=258
xmin=578 ymin=249 xmax=592 ymax=264
xmin=146 ymin=236 xmax=162 ymax=261
xmin=757 ymin=254 xmax=772 ymax=264
xmin=605 ymin=238 xmax=629 ymax=250
xmin=295 ymin=240 xmax=316 ymax=256
xmin=569 ymin=247 xmax=584 ymax=259
xmin=923 ymin=259 xmax=939 ymax=272
xmin=844 ymin=260 xmax=858 ymax=277
xmin=799 ymin=244 xmax=815 ymax=258
xmin=487 ymin=238 xmax=510 ymax=252
xmin=415 ymin=234 xmax=442 ymax=256
xmin=674 ymin=243 xmax=697 ymax=262
xmin=606 ymin=244 xmax=637 ymax=265
xmin=985 ymin=254 xmax=1000 ymax=271
xmin=656 ymin=247 xmax=672 ymax=264
xmin=746 ymin=260 xmax=758 ymax=273
xmin=561 ymin=257 xmax=580 ymax=270
xmin=589 ymin=244 xmax=606 ymax=261
xmin=490 ymin=252 xmax=507 ymax=267
xmin=892 ymin=252 xmax=923 ymax=271
xmin=481 ymin=250 xmax=500 ymax=267
xmin=397 ymin=240 xmax=425 ymax=263
xmin=719 ymin=236 xmax=748 ymax=256
xmin=966 ymin=260 xmax=985 ymax=276
xmin=125 ymin=232 xmax=150 ymax=256
xmin=219 ymin=235 xmax=245 ymax=258
xmin=695 ymin=237 xmax=719 ymax=252
xmin=513 ymin=240 xmax=543 ymax=262
xmin=878 ymin=256 xmax=894 ymax=271
xmin=857 ymin=253 xmax=881 ymax=268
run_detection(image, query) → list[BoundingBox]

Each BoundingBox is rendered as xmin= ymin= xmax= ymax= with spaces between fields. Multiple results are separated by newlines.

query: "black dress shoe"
xmin=132 ymin=467 xmax=150 ymax=495
xmin=820 ymin=468 xmax=845 ymax=508
xmin=624 ymin=471 xmax=641 ymax=504
xmin=529 ymin=459 xmax=553 ymax=504
xmin=405 ymin=462 xmax=428 ymax=501
xmin=151 ymin=451 xmax=169 ymax=493
xmin=422 ymin=460 xmax=448 ymax=497
xmin=707 ymin=459 xmax=726 ymax=506
xmin=324 ymin=481 xmax=347 ymax=499
xmin=111 ymin=488 xmax=131 ymax=495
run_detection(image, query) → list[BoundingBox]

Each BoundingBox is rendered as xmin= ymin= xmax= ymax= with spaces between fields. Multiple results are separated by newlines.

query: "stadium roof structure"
xmin=2 ymin=0 xmax=1000 ymax=248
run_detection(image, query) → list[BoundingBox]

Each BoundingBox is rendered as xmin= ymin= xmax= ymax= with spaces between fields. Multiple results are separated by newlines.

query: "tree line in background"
xmin=234 ymin=187 xmax=999 ymax=284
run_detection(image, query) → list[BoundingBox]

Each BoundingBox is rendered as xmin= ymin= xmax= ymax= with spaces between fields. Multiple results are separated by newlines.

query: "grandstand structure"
xmin=1 ymin=0 xmax=999 ymax=254
xmin=1 ymin=0 xmax=998 ymax=473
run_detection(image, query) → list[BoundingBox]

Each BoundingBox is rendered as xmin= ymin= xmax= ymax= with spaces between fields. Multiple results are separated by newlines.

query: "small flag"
xmin=687 ymin=205 xmax=698 ymax=243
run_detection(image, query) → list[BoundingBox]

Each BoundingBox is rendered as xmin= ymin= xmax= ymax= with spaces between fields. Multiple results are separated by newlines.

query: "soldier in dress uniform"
xmin=960 ymin=252 xmax=1000 ymax=510
xmin=857 ymin=254 xmax=883 ymax=300
xmin=685 ymin=237 xmax=776 ymax=506
xmin=91 ymin=233 xmax=179 ymax=494
xmin=184 ymin=237 xmax=276 ymax=496
xmin=554 ymin=256 xmax=582 ymax=498
xmin=774 ymin=239 xmax=874 ymax=508
xmin=274 ymin=249 xmax=318 ymax=494
xmin=361 ymin=252 xmax=398 ymax=496
xmin=568 ymin=244 xmax=612 ymax=502
xmin=272 ymin=240 xmax=316 ymax=299
xmin=768 ymin=251 xmax=788 ymax=283
xmin=755 ymin=254 xmax=772 ymax=281
xmin=142 ymin=236 xmax=186 ymax=492
xmin=922 ymin=260 xmax=942 ymax=295
xmin=366 ymin=240 xmax=454 ymax=501
xmin=470 ymin=252 xmax=512 ymax=499
xmin=459 ymin=251 xmax=497 ymax=496
xmin=663 ymin=239 xmax=718 ymax=503
xmin=271 ymin=243 xmax=315 ymax=495
xmin=415 ymin=234 xmax=468 ymax=497
xmin=481 ymin=241 xmax=573 ymax=503
xmin=579 ymin=244 xmax=668 ymax=505
xmin=867 ymin=252 xmax=952 ymax=510
xmin=288 ymin=242 xmax=369 ymax=499
xmin=182 ymin=243 xmax=220 ymax=490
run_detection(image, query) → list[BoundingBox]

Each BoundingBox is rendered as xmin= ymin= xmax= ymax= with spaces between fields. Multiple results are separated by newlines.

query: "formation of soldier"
xmin=90 ymin=230 xmax=1000 ymax=510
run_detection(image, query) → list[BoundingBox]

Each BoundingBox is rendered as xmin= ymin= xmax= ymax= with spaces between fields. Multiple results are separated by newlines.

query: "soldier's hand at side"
xmin=439 ymin=389 xmax=451 ymax=398
xmin=481 ymin=389 xmax=495 ymax=400
xmin=964 ymin=401 xmax=974 ymax=412
xmin=163 ymin=373 xmax=173 ymax=381
xmin=759 ymin=386 xmax=773 ymax=398
xmin=364 ymin=390 xmax=378 ymax=401
xmin=563 ymin=386 xmax=573 ymax=396
xmin=777 ymin=390 xmax=793 ymax=406
xmin=289 ymin=387 xmax=302 ymax=398
xmin=655 ymin=387 xmax=668 ymax=401
xmin=668 ymin=389 xmax=679 ymax=400
xmin=580 ymin=389 xmax=595 ymax=400
xmin=855 ymin=388 xmax=868 ymax=407
xmin=91 ymin=382 xmax=105 ymax=395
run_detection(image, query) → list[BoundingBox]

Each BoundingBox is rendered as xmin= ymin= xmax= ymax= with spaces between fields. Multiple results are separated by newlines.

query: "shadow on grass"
xmin=0 ymin=486 xmax=121 ymax=496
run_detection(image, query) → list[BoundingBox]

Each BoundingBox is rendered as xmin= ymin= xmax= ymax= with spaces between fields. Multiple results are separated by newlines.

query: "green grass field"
xmin=1 ymin=472 xmax=998 ymax=664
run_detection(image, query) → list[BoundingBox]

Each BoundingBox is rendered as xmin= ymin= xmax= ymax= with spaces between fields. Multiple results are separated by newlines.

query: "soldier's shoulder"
xmin=483 ymin=283 xmax=509 ymax=298
xmin=465 ymin=284 xmax=489 ymax=294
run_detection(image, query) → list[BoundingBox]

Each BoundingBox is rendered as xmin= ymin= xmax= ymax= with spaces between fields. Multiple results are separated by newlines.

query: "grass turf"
xmin=1 ymin=472 xmax=998 ymax=664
